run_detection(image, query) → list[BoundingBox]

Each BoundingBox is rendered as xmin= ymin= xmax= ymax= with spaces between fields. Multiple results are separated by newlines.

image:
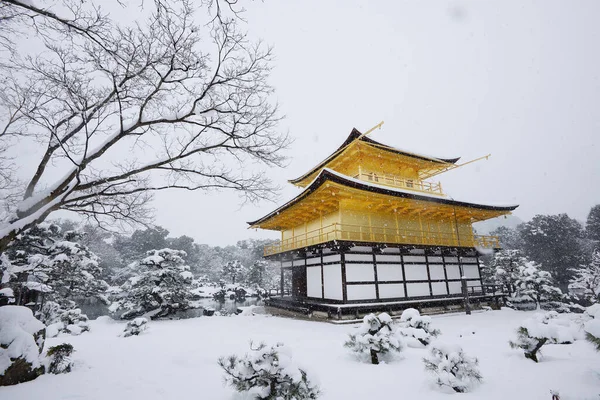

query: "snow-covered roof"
xmin=248 ymin=168 xmax=518 ymax=228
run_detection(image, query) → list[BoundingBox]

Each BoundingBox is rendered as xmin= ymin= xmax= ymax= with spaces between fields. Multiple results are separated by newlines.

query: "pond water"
xmin=77 ymin=297 xmax=264 ymax=320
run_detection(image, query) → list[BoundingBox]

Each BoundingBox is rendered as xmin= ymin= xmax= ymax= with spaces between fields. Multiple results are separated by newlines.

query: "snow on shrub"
xmin=122 ymin=318 xmax=149 ymax=337
xmin=110 ymin=248 xmax=196 ymax=320
xmin=398 ymin=308 xmax=441 ymax=347
xmin=344 ymin=312 xmax=403 ymax=365
xmin=218 ymin=342 xmax=320 ymax=400
xmin=0 ymin=306 xmax=46 ymax=386
xmin=509 ymin=311 xmax=576 ymax=362
xmin=423 ymin=343 xmax=482 ymax=393
xmin=584 ymin=304 xmax=600 ymax=351
xmin=45 ymin=344 xmax=74 ymax=374
xmin=45 ymin=307 xmax=90 ymax=337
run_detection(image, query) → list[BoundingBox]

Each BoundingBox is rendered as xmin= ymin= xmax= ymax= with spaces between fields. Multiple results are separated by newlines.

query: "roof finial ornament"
xmin=357 ymin=121 xmax=384 ymax=141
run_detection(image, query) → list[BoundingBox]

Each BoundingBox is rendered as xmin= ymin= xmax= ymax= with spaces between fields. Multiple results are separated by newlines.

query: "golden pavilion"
xmin=249 ymin=125 xmax=518 ymax=318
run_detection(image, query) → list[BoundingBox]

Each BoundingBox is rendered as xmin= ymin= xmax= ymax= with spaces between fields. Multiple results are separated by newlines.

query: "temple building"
xmin=248 ymin=125 xmax=518 ymax=318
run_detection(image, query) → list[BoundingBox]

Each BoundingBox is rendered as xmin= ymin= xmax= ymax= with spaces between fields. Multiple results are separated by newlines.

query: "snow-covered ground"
xmin=1 ymin=308 xmax=598 ymax=399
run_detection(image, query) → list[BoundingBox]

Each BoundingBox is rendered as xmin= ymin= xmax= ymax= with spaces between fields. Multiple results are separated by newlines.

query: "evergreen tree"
xmin=221 ymin=260 xmax=245 ymax=284
xmin=247 ymin=260 xmax=268 ymax=288
xmin=219 ymin=342 xmax=320 ymax=400
xmin=519 ymin=214 xmax=585 ymax=290
xmin=569 ymin=250 xmax=600 ymax=304
xmin=110 ymin=249 xmax=195 ymax=320
xmin=1 ymin=223 xmax=108 ymax=308
xmin=344 ymin=313 xmax=403 ymax=364
xmin=397 ymin=308 xmax=441 ymax=347
xmin=490 ymin=226 xmax=522 ymax=250
xmin=515 ymin=261 xmax=562 ymax=309
xmin=491 ymin=249 xmax=527 ymax=296
xmin=423 ymin=344 xmax=482 ymax=393
xmin=586 ymin=205 xmax=600 ymax=243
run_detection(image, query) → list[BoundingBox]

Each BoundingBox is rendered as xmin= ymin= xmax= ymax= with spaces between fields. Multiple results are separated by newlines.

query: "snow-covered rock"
xmin=0 ymin=306 xmax=46 ymax=386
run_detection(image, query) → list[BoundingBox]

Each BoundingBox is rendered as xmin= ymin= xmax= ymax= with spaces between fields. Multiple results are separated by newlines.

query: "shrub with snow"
xmin=514 ymin=262 xmax=563 ymax=309
xmin=218 ymin=342 xmax=320 ymax=400
xmin=398 ymin=308 xmax=441 ymax=347
xmin=583 ymin=304 xmax=600 ymax=351
xmin=45 ymin=307 xmax=91 ymax=337
xmin=122 ymin=318 xmax=149 ymax=337
xmin=423 ymin=343 xmax=482 ymax=393
xmin=509 ymin=311 xmax=576 ymax=362
xmin=110 ymin=248 xmax=196 ymax=320
xmin=45 ymin=343 xmax=74 ymax=374
xmin=344 ymin=312 xmax=403 ymax=365
xmin=0 ymin=306 xmax=46 ymax=386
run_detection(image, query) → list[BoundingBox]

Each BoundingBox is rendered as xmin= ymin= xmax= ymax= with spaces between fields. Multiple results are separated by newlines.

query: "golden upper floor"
xmin=289 ymin=128 xmax=459 ymax=195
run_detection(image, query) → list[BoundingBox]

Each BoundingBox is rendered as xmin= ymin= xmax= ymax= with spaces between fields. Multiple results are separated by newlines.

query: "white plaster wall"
xmin=378 ymin=283 xmax=405 ymax=298
xmin=428 ymin=256 xmax=444 ymax=263
xmin=322 ymin=254 xmax=341 ymax=263
xmin=405 ymin=264 xmax=428 ymax=280
xmin=429 ymin=264 xmax=445 ymax=280
xmin=345 ymin=254 xmax=373 ymax=262
xmin=463 ymin=265 xmax=480 ymax=279
xmin=306 ymin=266 xmax=322 ymax=298
xmin=345 ymin=264 xmax=375 ymax=282
xmin=376 ymin=264 xmax=403 ymax=281
xmin=448 ymin=281 xmax=462 ymax=294
xmin=431 ymin=282 xmax=448 ymax=295
xmin=376 ymin=254 xmax=401 ymax=262
xmin=404 ymin=255 xmax=427 ymax=263
xmin=306 ymin=257 xmax=321 ymax=265
xmin=446 ymin=264 xmax=461 ymax=279
xmin=406 ymin=283 xmax=430 ymax=297
xmin=323 ymin=264 xmax=343 ymax=300
xmin=347 ymin=284 xmax=376 ymax=300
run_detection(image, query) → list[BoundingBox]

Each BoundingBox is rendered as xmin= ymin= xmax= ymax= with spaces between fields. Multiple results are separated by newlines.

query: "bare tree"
xmin=0 ymin=0 xmax=288 ymax=253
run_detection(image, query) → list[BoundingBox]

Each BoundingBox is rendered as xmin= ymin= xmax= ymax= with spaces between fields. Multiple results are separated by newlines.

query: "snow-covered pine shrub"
xmin=515 ymin=261 xmax=563 ymax=309
xmin=45 ymin=307 xmax=91 ymax=337
xmin=45 ymin=344 xmax=74 ymax=374
xmin=398 ymin=308 xmax=441 ymax=347
xmin=218 ymin=342 xmax=320 ymax=400
xmin=570 ymin=250 xmax=600 ymax=304
xmin=0 ymin=306 xmax=46 ymax=386
xmin=584 ymin=304 xmax=600 ymax=351
xmin=344 ymin=312 xmax=403 ymax=364
xmin=509 ymin=311 xmax=576 ymax=362
xmin=423 ymin=343 xmax=482 ymax=393
xmin=122 ymin=318 xmax=148 ymax=337
xmin=110 ymin=249 xmax=195 ymax=320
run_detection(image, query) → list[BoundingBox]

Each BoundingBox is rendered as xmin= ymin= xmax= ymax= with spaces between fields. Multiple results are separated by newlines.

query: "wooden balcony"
xmin=264 ymin=223 xmax=500 ymax=256
xmin=353 ymin=173 xmax=443 ymax=195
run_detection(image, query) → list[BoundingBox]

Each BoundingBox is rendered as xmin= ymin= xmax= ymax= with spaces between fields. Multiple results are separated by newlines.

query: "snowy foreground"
xmin=1 ymin=308 xmax=599 ymax=400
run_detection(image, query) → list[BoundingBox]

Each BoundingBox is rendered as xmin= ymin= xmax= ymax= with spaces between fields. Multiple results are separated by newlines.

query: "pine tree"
xmin=344 ymin=313 xmax=403 ymax=364
xmin=569 ymin=250 xmax=600 ymax=304
xmin=423 ymin=344 xmax=482 ymax=393
xmin=221 ymin=260 xmax=245 ymax=284
xmin=247 ymin=260 xmax=268 ymax=288
xmin=584 ymin=305 xmax=600 ymax=351
xmin=491 ymin=249 xmax=528 ymax=296
xmin=397 ymin=308 xmax=441 ymax=347
xmin=110 ymin=249 xmax=195 ymax=320
xmin=515 ymin=261 xmax=562 ymax=309
xmin=219 ymin=342 xmax=320 ymax=400
xmin=586 ymin=205 xmax=600 ymax=243
xmin=519 ymin=214 xmax=585 ymax=290
xmin=509 ymin=311 xmax=575 ymax=362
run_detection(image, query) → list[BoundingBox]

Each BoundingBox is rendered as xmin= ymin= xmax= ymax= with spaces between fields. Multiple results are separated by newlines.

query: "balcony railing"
xmin=264 ymin=223 xmax=500 ymax=256
xmin=353 ymin=173 xmax=443 ymax=195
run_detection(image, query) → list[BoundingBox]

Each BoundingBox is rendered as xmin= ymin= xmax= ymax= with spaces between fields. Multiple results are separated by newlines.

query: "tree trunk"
xmin=524 ymin=338 xmax=547 ymax=362
xmin=370 ymin=349 xmax=379 ymax=365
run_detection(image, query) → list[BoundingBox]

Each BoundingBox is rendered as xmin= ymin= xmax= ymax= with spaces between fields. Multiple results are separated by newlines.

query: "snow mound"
xmin=0 ymin=306 xmax=45 ymax=375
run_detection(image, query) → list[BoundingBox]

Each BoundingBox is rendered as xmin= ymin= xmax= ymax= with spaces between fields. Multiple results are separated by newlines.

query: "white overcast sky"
xmin=38 ymin=0 xmax=600 ymax=245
